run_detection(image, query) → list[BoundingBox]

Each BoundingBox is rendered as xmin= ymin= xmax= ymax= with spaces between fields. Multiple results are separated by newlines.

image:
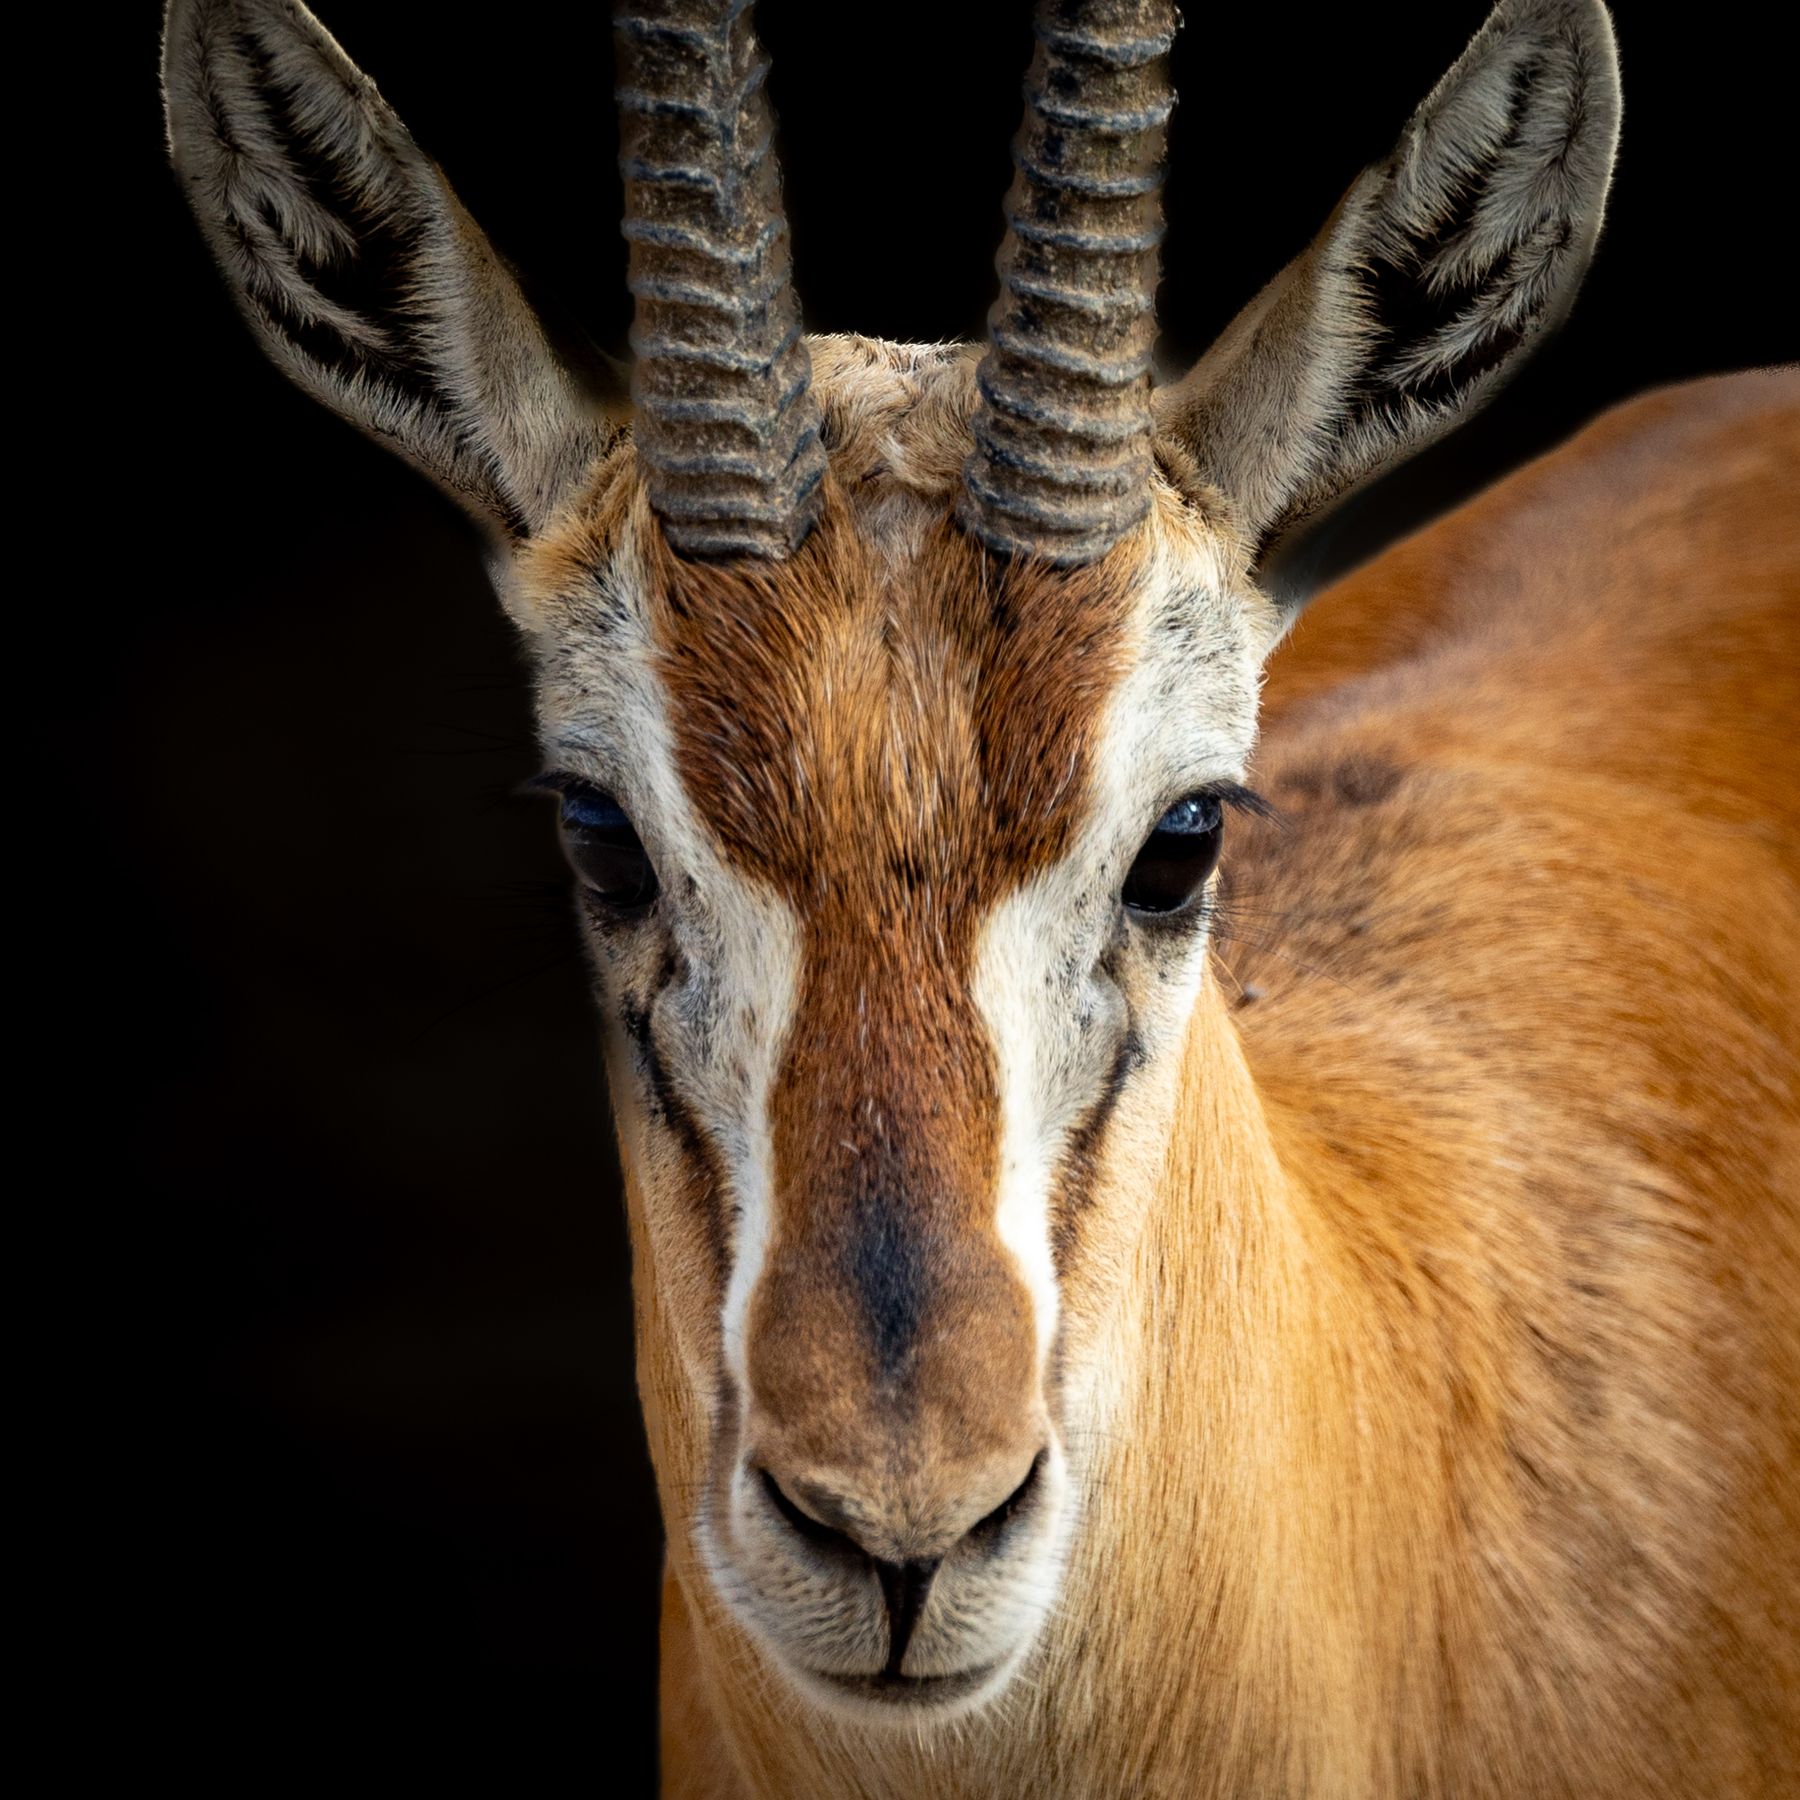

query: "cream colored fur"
xmin=160 ymin=2 xmax=1800 ymax=1792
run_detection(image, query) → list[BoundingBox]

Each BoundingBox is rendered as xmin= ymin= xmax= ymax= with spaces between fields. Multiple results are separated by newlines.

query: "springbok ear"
xmin=162 ymin=0 xmax=620 ymax=540
xmin=1156 ymin=0 xmax=1619 ymax=612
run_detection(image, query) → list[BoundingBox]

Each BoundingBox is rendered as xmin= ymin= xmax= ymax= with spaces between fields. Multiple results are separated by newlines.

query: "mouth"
xmin=713 ymin=1441 xmax=1071 ymax=1724
xmin=806 ymin=1660 xmax=1002 ymax=1710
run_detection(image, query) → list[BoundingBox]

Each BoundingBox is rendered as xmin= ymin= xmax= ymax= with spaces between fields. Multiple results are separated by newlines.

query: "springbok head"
xmin=165 ymin=0 xmax=1619 ymax=1720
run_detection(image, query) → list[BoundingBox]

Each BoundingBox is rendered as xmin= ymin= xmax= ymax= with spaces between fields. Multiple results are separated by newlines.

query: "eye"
xmin=1122 ymin=791 xmax=1224 ymax=916
xmin=545 ymin=780 xmax=659 ymax=913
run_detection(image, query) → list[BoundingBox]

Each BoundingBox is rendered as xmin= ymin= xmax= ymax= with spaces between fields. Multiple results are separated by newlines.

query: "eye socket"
xmin=1122 ymin=791 xmax=1225 ymax=916
xmin=540 ymin=778 xmax=659 ymax=913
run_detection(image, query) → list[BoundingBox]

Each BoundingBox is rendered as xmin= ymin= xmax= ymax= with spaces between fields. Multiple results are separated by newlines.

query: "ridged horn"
xmin=962 ymin=0 xmax=1178 ymax=564
xmin=614 ymin=0 xmax=825 ymax=559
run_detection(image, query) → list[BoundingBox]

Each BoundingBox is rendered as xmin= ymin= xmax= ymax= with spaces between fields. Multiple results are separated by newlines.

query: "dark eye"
xmin=551 ymin=782 xmax=658 ymax=912
xmin=1122 ymin=792 xmax=1224 ymax=915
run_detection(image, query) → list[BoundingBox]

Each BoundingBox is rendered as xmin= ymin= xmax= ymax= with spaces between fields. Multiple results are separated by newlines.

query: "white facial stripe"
xmin=970 ymin=517 xmax=1264 ymax=1365
xmin=524 ymin=517 xmax=802 ymax=1399
xmin=694 ymin=870 xmax=801 ymax=1394
xmin=976 ymin=889 xmax=1071 ymax=1371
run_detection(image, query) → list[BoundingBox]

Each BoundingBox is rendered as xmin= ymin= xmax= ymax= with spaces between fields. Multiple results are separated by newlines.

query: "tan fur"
xmin=640 ymin=370 xmax=1800 ymax=1797
xmin=163 ymin=3 xmax=1795 ymax=1787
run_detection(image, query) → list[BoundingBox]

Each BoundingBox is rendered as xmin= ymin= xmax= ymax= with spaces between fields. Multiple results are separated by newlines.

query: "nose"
xmin=758 ymin=1451 xmax=1046 ymax=1672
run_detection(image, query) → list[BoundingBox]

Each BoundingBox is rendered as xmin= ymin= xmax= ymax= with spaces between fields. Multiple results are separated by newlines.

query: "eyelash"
xmin=1205 ymin=781 xmax=1280 ymax=823
xmin=522 ymin=770 xmax=601 ymax=800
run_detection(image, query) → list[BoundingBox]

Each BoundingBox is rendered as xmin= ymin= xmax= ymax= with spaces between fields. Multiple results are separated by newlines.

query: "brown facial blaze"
xmin=649 ymin=496 xmax=1136 ymax=1542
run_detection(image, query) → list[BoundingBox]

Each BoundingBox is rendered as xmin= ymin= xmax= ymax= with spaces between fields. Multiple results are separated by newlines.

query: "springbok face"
xmin=511 ymin=358 xmax=1279 ymax=1708
xmin=166 ymin=0 xmax=1618 ymax=1723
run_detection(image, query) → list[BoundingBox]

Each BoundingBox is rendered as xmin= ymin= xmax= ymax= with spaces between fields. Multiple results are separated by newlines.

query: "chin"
xmin=779 ymin=1637 xmax=1033 ymax=1728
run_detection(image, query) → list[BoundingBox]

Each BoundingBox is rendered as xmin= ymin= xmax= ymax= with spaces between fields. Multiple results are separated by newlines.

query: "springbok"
xmin=163 ymin=0 xmax=1799 ymax=1792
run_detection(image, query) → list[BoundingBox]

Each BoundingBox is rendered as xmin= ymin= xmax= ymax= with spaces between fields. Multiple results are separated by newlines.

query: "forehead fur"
xmin=513 ymin=333 xmax=1256 ymax=628
xmin=650 ymin=504 xmax=1142 ymax=911
xmin=513 ymin=333 xmax=1265 ymax=898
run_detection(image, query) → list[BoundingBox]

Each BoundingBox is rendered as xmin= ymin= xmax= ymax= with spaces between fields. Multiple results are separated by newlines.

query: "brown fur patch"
xmin=644 ymin=492 xmax=1137 ymax=1533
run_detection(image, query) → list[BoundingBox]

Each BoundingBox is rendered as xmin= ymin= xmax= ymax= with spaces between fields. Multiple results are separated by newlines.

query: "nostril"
xmin=758 ymin=1469 xmax=861 ymax=1558
xmin=970 ymin=1447 xmax=1047 ymax=1544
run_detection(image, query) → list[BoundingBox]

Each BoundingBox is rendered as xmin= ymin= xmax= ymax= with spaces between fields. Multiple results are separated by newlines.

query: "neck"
xmin=645 ymin=972 xmax=1470 ymax=1798
xmin=1044 ymin=978 xmax=1462 ymax=1796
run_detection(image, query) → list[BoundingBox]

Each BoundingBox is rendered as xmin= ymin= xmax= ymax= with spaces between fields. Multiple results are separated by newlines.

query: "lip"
xmin=807 ymin=1661 xmax=1001 ymax=1708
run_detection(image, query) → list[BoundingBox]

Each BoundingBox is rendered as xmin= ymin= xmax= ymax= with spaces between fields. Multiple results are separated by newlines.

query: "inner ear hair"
xmin=1155 ymin=0 xmax=1621 ymax=616
xmin=162 ymin=0 xmax=620 ymax=540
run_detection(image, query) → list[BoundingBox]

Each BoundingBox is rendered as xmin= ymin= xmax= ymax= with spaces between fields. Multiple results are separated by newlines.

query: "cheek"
xmin=979 ymin=884 xmax=1209 ymax=1160
xmin=1125 ymin=911 xmax=1215 ymax=1051
xmin=980 ymin=894 xmax=1214 ymax=1355
xmin=587 ymin=871 xmax=801 ymax=1143
xmin=601 ymin=1014 xmax=732 ymax=1417
xmin=594 ymin=883 xmax=806 ymax=1386
xmin=973 ymin=891 xmax=1140 ymax=1357
xmin=1047 ymin=936 xmax=1210 ymax=1386
xmin=592 ymin=920 xmax=684 ymax=1128
xmin=1047 ymin=932 xmax=1135 ymax=1135
xmin=581 ymin=917 xmax=737 ymax=1388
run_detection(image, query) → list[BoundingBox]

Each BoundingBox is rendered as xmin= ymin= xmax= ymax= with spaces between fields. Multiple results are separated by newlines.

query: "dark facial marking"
xmin=843 ymin=1159 xmax=934 ymax=1382
xmin=646 ymin=499 xmax=1140 ymax=1439
xmin=619 ymin=947 xmax=730 ymax=1283
xmin=1052 ymin=1008 xmax=1144 ymax=1270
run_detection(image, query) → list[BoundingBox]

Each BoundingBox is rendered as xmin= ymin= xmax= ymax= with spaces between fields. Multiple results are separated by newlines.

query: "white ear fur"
xmin=162 ymin=0 xmax=619 ymax=538
xmin=1157 ymin=0 xmax=1620 ymax=613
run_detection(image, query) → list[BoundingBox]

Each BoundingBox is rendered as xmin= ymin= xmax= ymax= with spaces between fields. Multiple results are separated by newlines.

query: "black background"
xmin=93 ymin=0 xmax=1790 ymax=1787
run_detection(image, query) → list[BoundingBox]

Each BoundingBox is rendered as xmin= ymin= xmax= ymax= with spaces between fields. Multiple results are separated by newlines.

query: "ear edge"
xmin=1156 ymin=0 xmax=1620 ymax=616
xmin=162 ymin=0 xmax=621 ymax=543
